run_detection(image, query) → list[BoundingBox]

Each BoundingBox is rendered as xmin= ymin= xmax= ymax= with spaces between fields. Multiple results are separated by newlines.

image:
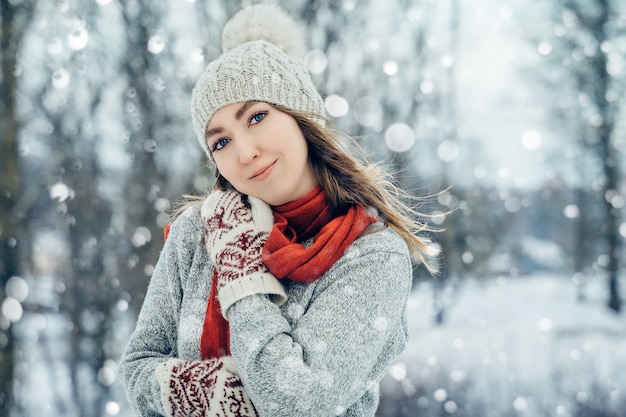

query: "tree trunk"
xmin=593 ymin=0 xmax=621 ymax=313
xmin=0 ymin=1 xmax=36 ymax=413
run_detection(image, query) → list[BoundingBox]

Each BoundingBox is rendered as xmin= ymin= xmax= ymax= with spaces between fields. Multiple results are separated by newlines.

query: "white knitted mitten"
xmin=202 ymin=190 xmax=286 ymax=317
xmin=156 ymin=356 xmax=258 ymax=417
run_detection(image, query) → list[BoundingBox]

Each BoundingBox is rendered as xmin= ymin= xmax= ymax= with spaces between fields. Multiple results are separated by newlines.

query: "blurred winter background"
xmin=1 ymin=0 xmax=625 ymax=416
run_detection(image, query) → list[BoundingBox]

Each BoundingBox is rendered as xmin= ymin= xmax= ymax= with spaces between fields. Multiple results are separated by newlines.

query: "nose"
xmin=236 ymin=136 xmax=260 ymax=164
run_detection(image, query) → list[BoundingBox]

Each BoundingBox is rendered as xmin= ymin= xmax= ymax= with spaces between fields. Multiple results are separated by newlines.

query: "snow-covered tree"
xmin=525 ymin=0 xmax=625 ymax=312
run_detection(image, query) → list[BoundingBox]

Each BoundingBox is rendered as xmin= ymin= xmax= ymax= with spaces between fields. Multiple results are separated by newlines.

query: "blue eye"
xmin=250 ymin=111 xmax=267 ymax=125
xmin=212 ymin=138 xmax=229 ymax=152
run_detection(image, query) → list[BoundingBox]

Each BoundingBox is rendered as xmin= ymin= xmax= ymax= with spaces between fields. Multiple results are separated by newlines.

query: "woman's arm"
xmin=228 ymin=230 xmax=413 ymax=416
xmin=119 ymin=208 xmax=262 ymax=417
xmin=117 ymin=211 xmax=198 ymax=416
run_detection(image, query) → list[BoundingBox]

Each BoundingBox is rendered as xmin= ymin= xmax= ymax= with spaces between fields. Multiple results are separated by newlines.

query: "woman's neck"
xmin=272 ymin=186 xmax=331 ymax=240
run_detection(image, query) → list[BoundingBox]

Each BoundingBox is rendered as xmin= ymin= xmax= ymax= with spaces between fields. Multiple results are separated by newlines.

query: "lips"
xmin=250 ymin=160 xmax=276 ymax=180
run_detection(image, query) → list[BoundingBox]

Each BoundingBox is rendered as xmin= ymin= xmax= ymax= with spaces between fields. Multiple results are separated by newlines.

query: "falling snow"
xmin=2 ymin=0 xmax=625 ymax=416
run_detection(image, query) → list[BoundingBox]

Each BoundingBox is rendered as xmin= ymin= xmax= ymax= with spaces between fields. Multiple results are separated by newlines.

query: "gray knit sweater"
xmin=118 ymin=205 xmax=413 ymax=417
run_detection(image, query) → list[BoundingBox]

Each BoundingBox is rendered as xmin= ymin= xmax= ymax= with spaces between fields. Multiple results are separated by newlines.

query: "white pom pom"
xmin=222 ymin=4 xmax=307 ymax=57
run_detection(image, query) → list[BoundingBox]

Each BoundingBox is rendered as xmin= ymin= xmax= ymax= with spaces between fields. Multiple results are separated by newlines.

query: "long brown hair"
xmin=173 ymin=105 xmax=439 ymax=273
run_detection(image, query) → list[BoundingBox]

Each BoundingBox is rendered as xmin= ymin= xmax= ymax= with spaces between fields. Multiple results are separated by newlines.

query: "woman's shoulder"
xmin=166 ymin=203 xmax=205 ymax=245
xmin=354 ymin=223 xmax=410 ymax=258
xmin=162 ymin=202 xmax=211 ymax=280
xmin=306 ymin=223 xmax=412 ymax=299
xmin=317 ymin=223 xmax=412 ymax=276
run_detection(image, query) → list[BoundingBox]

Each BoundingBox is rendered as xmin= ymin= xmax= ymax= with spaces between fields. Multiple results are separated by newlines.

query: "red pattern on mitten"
xmin=204 ymin=191 xmax=271 ymax=287
xmin=156 ymin=357 xmax=258 ymax=417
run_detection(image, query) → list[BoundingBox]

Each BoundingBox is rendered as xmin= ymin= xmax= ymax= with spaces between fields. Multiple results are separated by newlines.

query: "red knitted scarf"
xmin=198 ymin=187 xmax=376 ymax=359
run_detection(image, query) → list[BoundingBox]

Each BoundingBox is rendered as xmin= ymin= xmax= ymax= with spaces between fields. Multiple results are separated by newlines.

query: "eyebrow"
xmin=205 ymin=101 xmax=256 ymax=141
xmin=205 ymin=127 xmax=223 ymax=141
xmin=235 ymin=101 xmax=255 ymax=120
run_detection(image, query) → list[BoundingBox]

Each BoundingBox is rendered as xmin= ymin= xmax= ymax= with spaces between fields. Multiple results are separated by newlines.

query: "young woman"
xmin=118 ymin=4 xmax=436 ymax=417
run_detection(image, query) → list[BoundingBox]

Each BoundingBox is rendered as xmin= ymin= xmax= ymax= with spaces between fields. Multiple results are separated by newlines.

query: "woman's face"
xmin=206 ymin=101 xmax=318 ymax=206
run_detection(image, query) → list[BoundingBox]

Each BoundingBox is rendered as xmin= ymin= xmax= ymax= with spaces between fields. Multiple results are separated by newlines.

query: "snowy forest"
xmin=1 ymin=0 xmax=625 ymax=416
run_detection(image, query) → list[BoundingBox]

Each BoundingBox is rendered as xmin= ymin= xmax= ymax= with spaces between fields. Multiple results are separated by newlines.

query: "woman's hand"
xmin=156 ymin=356 xmax=258 ymax=417
xmin=204 ymin=191 xmax=272 ymax=280
xmin=202 ymin=190 xmax=286 ymax=316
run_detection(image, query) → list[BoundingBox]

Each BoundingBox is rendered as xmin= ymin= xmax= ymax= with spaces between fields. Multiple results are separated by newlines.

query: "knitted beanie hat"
xmin=190 ymin=4 xmax=325 ymax=163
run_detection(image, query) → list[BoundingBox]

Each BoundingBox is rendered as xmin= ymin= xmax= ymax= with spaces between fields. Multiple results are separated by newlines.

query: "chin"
xmin=264 ymin=196 xmax=286 ymax=207
xmin=250 ymin=185 xmax=301 ymax=206
xmin=260 ymin=193 xmax=290 ymax=207
xmin=245 ymin=191 xmax=276 ymax=206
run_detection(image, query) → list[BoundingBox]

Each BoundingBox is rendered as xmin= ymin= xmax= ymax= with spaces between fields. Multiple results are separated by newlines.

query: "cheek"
xmin=213 ymin=157 xmax=237 ymax=181
xmin=294 ymin=137 xmax=310 ymax=163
